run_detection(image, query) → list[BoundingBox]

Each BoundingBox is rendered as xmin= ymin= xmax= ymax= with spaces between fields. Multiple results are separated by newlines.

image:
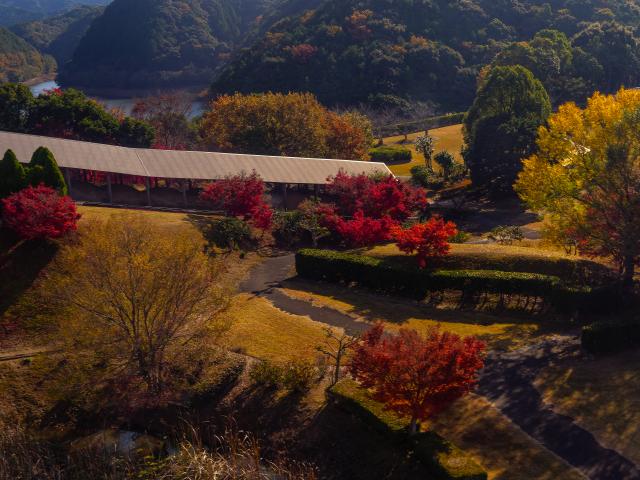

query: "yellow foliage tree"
xmin=47 ymin=215 xmax=231 ymax=394
xmin=515 ymin=88 xmax=640 ymax=286
xmin=201 ymin=92 xmax=371 ymax=160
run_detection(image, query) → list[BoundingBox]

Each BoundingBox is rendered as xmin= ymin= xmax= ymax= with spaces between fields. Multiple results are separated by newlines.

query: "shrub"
xmin=488 ymin=226 xmax=524 ymax=245
xmin=0 ymin=149 xmax=26 ymax=199
xmin=295 ymin=249 xmax=591 ymax=313
xmin=1 ymin=185 xmax=79 ymax=240
xmin=434 ymin=151 xmax=455 ymax=177
xmin=411 ymin=165 xmax=444 ymax=189
xmin=449 ymin=230 xmax=471 ymax=244
xmin=273 ymin=210 xmax=304 ymax=247
xmin=203 ymin=217 xmax=253 ymax=253
xmin=250 ymin=360 xmax=318 ymax=392
xmin=369 ymin=145 xmax=412 ymax=163
xmin=582 ymin=318 xmax=640 ymax=354
xmin=28 ymin=147 xmax=67 ymax=195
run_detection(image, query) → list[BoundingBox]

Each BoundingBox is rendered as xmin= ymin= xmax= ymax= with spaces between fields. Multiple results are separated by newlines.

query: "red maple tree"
xmin=200 ymin=172 xmax=273 ymax=230
xmin=350 ymin=324 xmax=486 ymax=434
xmin=392 ymin=218 xmax=458 ymax=268
xmin=324 ymin=210 xmax=395 ymax=248
xmin=2 ymin=185 xmax=81 ymax=240
xmin=325 ymin=172 xmax=427 ymax=221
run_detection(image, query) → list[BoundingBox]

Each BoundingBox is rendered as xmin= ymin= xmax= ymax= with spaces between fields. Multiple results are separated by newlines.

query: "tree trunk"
xmin=409 ymin=416 xmax=419 ymax=435
xmin=623 ymin=255 xmax=635 ymax=289
xmin=333 ymin=354 xmax=341 ymax=386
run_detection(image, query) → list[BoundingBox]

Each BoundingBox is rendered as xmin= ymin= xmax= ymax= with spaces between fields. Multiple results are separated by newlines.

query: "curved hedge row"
xmin=295 ymin=249 xmax=592 ymax=314
xmin=369 ymin=145 xmax=412 ymax=163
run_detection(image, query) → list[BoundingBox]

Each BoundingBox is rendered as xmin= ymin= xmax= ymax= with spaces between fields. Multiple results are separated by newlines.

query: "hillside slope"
xmin=58 ymin=0 xmax=273 ymax=90
xmin=0 ymin=27 xmax=55 ymax=82
xmin=212 ymin=0 xmax=640 ymax=110
xmin=11 ymin=5 xmax=105 ymax=65
xmin=0 ymin=0 xmax=109 ymax=26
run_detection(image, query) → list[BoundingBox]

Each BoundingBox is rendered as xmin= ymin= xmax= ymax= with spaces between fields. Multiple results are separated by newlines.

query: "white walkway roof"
xmin=0 ymin=131 xmax=392 ymax=184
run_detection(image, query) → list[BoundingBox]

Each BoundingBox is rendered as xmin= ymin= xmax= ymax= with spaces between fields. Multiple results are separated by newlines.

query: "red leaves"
xmin=322 ymin=172 xmax=430 ymax=248
xmin=350 ymin=324 xmax=486 ymax=430
xmin=200 ymin=172 xmax=273 ymax=231
xmin=1 ymin=185 xmax=80 ymax=240
xmin=325 ymin=211 xmax=395 ymax=248
xmin=326 ymin=172 xmax=427 ymax=221
xmin=392 ymin=217 xmax=458 ymax=268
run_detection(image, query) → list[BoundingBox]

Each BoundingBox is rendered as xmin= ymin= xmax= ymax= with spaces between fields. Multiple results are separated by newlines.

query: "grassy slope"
xmin=385 ymin=124 xmax=464 ymax=176
xmin=535 ymin=351 xmax=640 ymax=466
xmin=223 ymin=293 xmax=338 ymax=362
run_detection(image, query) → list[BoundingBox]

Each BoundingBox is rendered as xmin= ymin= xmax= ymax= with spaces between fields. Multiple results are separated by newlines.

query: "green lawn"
xmin=384 ymin=124 xmax=464 ymax=176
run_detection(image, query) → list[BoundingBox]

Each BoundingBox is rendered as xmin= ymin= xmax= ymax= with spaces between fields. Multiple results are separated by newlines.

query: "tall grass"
xmin=0 ymin=427 xmax=317 ymax=480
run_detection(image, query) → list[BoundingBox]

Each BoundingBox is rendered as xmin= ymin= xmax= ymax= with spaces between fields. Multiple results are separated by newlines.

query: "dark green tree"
xmin=0 ymin=83 xmax=34 ymax=132
xmin=0 ymin=149 xmax=26 ymax=198
xmin=118 ymin=117 xmax=155 ymax=148
xmin=463 ymin=65 xmax=551 ymax=194
xmin=28 ymin=147 xmax=68 ymax=195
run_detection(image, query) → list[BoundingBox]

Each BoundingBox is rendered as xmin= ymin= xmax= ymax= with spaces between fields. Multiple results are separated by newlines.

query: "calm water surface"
xmin=29 ymin=81 xmax=205 ymax=119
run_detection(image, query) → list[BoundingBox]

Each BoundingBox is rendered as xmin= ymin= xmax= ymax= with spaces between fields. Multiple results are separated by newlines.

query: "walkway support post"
xmin=107 ymin=173 xmax=113 ymax=204
xmin=182 ymin=180 xmax=188 ymax=208
xmin=282 ymin=183 xmax=288 ymax=211
xmin=146 ymin=177 xmax=152 ymax=206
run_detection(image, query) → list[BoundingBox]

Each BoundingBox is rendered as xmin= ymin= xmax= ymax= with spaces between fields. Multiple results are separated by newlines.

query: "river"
xmin=29 ymin=80 xmax=206 ymax=119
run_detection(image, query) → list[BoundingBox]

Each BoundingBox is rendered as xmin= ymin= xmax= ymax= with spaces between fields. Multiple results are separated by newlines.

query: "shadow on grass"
xmin=280 ymin=277 xmax=572 ymax=348
xmin=0 ymin=232 xmax=58 ymax=322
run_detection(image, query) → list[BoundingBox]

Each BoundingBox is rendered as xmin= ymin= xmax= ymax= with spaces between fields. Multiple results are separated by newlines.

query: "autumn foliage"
xmin=326 ymin=172 xmax=427 ymax=221
xmin=323 ymin=210 xmax=396 ymax=248
xmin=350 ymin=324 xmax=486 ymax=434
xmin=200 ymin=92 xmax=372 ymax=160
xmin=200 ymin=172 xmax=273 ymax=230
xmin=2 ymin=185 xmax=80 ymax=240
xmin=320 ymin=172 xmax=430 ymax=248
xmin=392 ymin=218 xmax=458 ymax=268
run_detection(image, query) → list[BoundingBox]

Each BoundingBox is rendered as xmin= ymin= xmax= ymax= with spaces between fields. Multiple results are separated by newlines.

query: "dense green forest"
xmin=0 ymin=0 xmax=109 ymax=26
xmin=11 ymin=6 xmax=105 ymax=66
xmin=58 ymin=0 xmax=288 ymax=90
xmin=213 ymin=0 xmax=640 ymax=110
xmin=0 ymin=27 xmax=55 ymax=82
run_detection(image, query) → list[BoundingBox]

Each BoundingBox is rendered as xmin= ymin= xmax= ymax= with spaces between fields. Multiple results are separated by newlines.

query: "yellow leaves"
xmin=515 ymin=87 xmax=640 ymax=250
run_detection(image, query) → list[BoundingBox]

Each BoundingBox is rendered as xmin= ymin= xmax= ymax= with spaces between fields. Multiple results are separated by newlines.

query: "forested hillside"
xmin=213 ymin=0 xmax=640 ymax=110
xmin=0 ymin=27 xmax=55 ymax=82
xmin=11 ymin=6 xmax=105 ymax=66
xmin=0 ymin=0 xmax=109 ymax=26
xmin=58 ymin=0 xmax=280 ymax=90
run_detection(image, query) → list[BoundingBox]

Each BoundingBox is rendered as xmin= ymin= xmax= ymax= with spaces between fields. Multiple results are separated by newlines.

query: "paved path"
xmin=242 ymin=255 xmax=640 ymax=480
xmin=480 ymin=337 xmax=640 ymax=480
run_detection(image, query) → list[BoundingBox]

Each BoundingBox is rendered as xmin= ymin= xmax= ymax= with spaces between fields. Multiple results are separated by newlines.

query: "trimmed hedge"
xmin=369 ymin=145 xmax=412 ymax=164
xmin=582 ymin=319 xmax=640 ymax=354
xmin=330 ymin=379 xmax=487 ymax=480
xmin=295 ymin=249 xmax=591 ymax=314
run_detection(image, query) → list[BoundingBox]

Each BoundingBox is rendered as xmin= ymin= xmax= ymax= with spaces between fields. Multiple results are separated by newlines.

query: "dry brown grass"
xmin=535 ymin=351 xmax=640 ymax=466
xmin=384 ymin=124 xmax=464 ymax=176
xmin=222 ymin=294 xmax=342 ymax=362
xmin=432 ymin=394 xmax=586 ymax=480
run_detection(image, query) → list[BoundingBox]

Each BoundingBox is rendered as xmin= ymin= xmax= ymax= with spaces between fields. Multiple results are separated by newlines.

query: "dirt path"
xmin=242 ymin=254 xmax=640 ymax=480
